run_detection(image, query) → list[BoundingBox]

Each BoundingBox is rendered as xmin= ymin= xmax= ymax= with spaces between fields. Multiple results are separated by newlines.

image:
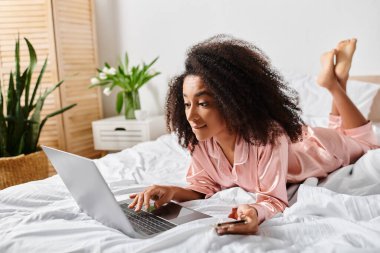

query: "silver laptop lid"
xmin=41 ymin=146 xmax=139 ymax=238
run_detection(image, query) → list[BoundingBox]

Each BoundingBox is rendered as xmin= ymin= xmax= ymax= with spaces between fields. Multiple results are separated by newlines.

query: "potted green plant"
xmin=90 ymin=53 xmax=160 ymax=119
xmin=0 ymin=37 xmax=76 ymax=189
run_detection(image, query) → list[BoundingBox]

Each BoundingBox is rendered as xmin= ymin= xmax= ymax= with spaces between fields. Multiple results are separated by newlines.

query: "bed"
xmin=1 ymin=74 xmax=380 ymax=252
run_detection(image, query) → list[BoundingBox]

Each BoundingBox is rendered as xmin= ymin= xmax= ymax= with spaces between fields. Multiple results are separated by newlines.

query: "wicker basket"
xmin=0 ymin=151 xmax=49 ymax=189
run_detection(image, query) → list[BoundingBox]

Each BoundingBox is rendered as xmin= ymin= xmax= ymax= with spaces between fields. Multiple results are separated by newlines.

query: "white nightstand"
xmin=92 ymin=115 xmax=167 ymax=151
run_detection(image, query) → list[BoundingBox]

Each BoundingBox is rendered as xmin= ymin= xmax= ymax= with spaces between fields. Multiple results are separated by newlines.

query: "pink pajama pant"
xmin=287 ymin=115 xmax=379 ymax=183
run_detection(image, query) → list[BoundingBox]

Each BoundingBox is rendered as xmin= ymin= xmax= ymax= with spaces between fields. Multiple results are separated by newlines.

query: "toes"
xmin=322 ymin=50 xmax=333 ymax=57
xmin=338 ymin=40 xmax=346 ymax=46
xmin=337 ymin=39 xmax=350 ymax=48
xmin=321 ymin=49 xmax=335 ymax=63
xmin=337 ymin=38 xmax=357 ymax=49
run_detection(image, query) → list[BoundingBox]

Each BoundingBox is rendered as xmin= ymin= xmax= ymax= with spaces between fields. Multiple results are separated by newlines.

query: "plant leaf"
xmin=145 ymin=56 xmax=159 ymax=70
xmin=8 ymin=99 xmax=26 ymax=155
xmin=124 ymin=52 xmax=129 ymax=73
xmin=130 ymin=66 xmax=139 ymax=90
xmin=18 ymin=68 xmax=28 ymax=100
xmin=135 ymin=67 xmax=144 ymax=87
xmin=7 ymin=72 xmax=16 ymax=116
xmin=136 ymin=72 xmax=161 ymax=90
xmin=88 ymin=80 xmax=111 ymax=88
xmin=25 ymin=95 xmax=42 ymax=154
xmin=116 ymin=92 xmax=123 ymax=114
xmin=15 ymin=36 xmax=21 ymax=95
xmin=0 ymin=81 xmax=8 ymax=156
xmin=35 ymin=104 xmax=76 ymax=150
xmin=24 ymin=38 xmax=37 ymax=113
xmin=42 ymin=80 xmax=64 ymax=100
xmin=118 ymin=65 xmax=125 ymax=76
xmin=29 ymin=58 xmax=47 ymax=110
xmin=25 ymin=77 xmax=52 ymax=153
xmin=46 ymin=104 xmax=76 ymax=119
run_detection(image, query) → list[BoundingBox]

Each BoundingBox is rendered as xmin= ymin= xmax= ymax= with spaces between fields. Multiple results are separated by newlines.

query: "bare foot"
xmin=317 ymin=49 xmax=340 ymax=91
xmin=335 ymin=38 xmax=357 ymax=85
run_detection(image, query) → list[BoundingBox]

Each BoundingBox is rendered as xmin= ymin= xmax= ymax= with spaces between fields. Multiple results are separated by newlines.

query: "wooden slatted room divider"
xmin=0 ymin=0 xmax=103 ymax=175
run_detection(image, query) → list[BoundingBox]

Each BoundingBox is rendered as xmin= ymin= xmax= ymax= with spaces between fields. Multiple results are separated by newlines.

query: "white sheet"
xmin=1 ymin=134 xmax=380 ymax=252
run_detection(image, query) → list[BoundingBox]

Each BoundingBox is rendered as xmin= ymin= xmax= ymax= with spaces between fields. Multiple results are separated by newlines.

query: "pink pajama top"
xmin=186 ymin=115 xmax=379 ymax=224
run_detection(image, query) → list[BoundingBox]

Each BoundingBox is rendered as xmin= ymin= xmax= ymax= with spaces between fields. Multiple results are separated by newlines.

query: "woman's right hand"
xmin=128 ymin=185 xmax=176 ymax=212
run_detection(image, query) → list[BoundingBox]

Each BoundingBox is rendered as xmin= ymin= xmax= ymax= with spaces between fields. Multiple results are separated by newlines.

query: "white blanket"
xmin=1 ymin=134 xmax=380 ymax=252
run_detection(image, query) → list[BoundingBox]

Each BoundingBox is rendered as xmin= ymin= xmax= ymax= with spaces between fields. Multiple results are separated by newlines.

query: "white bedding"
xmin=1 ymin=133 xmax=380 ymax=252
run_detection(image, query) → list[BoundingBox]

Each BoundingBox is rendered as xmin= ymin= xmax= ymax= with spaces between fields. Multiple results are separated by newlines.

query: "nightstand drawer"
xmin=98 ymin=126 xmax=147 ymax=141
xmin=92 ymin=115 xmax=166 ymax=151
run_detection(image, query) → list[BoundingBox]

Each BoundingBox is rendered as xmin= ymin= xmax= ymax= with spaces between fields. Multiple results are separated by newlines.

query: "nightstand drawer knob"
xmin=114 ymin=127 xmax=126 ymax=131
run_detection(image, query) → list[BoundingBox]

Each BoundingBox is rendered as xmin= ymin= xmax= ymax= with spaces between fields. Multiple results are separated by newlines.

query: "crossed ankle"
xmin=326 ymin=84 xmax=344 ymax=95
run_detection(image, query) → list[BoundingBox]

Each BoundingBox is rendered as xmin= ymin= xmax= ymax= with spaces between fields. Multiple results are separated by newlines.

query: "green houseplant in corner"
xmin=0 ymin=37 xmax=76 ymax=189
xmin=90 ymin=53 xmax=160 ymax=119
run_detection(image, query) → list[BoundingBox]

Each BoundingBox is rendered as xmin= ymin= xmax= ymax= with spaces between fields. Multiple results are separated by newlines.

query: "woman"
xmin=128 ymin=35 xmax=378 ymax=235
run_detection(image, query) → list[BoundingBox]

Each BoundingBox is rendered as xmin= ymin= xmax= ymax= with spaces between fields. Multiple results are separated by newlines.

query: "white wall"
xmin=93 ymin=0 xmax=119 ymax=117
xmin=95 ymin=0 xmax=380 ymax=118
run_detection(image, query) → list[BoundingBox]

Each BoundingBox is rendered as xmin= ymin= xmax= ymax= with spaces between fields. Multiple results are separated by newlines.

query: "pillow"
xmin=301 ymin=115 xmax=329 ymax=128
xmin=282 ymin=72 xmax=380 ymax=119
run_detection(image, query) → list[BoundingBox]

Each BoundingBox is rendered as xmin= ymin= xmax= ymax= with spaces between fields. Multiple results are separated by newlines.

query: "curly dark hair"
xmin=166 ymin=34 xmax=304 ymax=151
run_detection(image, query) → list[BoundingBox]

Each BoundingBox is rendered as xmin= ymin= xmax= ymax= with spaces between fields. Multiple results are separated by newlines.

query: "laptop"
xmin=41 ymin=146 xmax=211 ymax=239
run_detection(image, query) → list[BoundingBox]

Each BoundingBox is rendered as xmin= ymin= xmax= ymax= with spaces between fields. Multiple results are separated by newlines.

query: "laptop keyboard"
xmin=120 ymin=203 xmax=176 ymax=235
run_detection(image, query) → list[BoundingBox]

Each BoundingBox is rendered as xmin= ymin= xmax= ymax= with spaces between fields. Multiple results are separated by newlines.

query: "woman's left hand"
xmin=215 ymin=204 xmax=259 ymax=235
